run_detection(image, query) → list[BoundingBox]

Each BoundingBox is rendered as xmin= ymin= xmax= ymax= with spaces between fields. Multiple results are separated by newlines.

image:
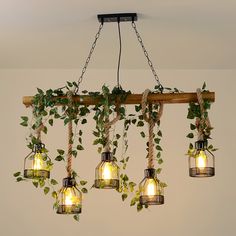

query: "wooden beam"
xmin=22 ymin=92 xmax=215 ymax=107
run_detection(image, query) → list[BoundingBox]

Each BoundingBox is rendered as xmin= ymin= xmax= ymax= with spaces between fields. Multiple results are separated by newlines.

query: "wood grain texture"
xmin=23 ymin=92 xmax=215 ymax=107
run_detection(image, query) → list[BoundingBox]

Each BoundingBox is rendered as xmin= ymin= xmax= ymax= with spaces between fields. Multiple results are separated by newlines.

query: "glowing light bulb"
xmin=145 ymin=179 xmax=157 ymax=196
xmin=64 ymin=188 xmax=73 ymax=206
xmin=102 ymin=163 xmax=112 ymax=180
xmin=33 ymin=153 xmax=44 ymax=170
xmin=64 ymin=188 xmax=79 ymax=206
xmin=196 ymin=150 xmax=207 ymax=168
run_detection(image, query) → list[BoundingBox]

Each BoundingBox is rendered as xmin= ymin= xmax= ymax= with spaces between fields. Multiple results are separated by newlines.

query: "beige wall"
xmin=0 ymin=69 xmax=235 ymax=236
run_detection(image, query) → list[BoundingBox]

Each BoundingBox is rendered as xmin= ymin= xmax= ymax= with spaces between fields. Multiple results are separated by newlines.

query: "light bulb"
xmin=33 ymin=153 xmax=44 ymax=170
xmin=195 ymin=150 xmax=207 ymax=168
xmin=145 ymin=179 xmax=157 ymax=196
xmin=63 ymin=188 xmax=79 ymax=206
xmin=102 ymin=162 xmax=112 ymax=180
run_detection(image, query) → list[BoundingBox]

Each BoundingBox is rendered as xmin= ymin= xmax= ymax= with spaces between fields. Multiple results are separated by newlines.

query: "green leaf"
xmin=50 ymin=179 xmax=58 ymax=185
xmin=156 ymin=168 xmax=162 ymax=174
xmin=93 ymin=131 xmax=100 ymax=137
xmin=156 ymin=145 xmax=163 ymax=151
xmin=190 ymin=123 xmax=196 ymax=130
xmin=140 ymin=131 xmax=145 ymax=138
xmin=39 ymin=179 xmax=45 ymax=187
xmin=202 ymin=82 xmax=206 ymax=90
xmin=73 ymin=214 xmax=80 ymax=222
xmin=64 ymin=118 xmax=70 ymax=125
xmin=157 ymin=130 xmax=162 ymax=137
xmin=14 ymin=172 xmax=21 ymax=177
xmin=21 ymin=116 xmax=28 ymax=122
xmin=52 ymin=191 xmax=58 ymax=198
xmin=93 ymin=139 xmax=100 ymax=145
xmin=16 ymin=177 xmax=23 ymax=182
xmin=137 ymin=203 xmax=143 ymax=212
xmin=57 ymin=149 xmax=65 ymax=155
xmin=122 ymin=193 xmax=128 ymax=201
xmin=116 ymin=134 xmax=121 ymax=139
xmin=49 ymin=119 xmax=53 ymax=126
xmin=189 ymin=143 xmax=194 ymax=149
xmin=130 ymin=198 xmax=136 ymax=206
xmin=128 ymin=182 xmax=136 ymax=192
xmin=42 ymin=126 xmax=48 ymax=134
xmin=32 ymin=181 xmax=39 ymax=188
xmin=158 ymin=159 xmax=163 ymax=165
xmin=123 ymin=174 xmax=129 ymax=182
xmin=20 ymin=121 xmax=28 ymax=127
xmin=81 ymin=119 xmax=87 ymax=124
xmin=77 ymin=145 xmax=84 ymax=151
xmin=67 ymin=81 xmax=73 ymax=87
xmin=72 ymin=150 xmax=77 ymax=157
xmin=80 ymin=180 xmax=87 ymax=186
xmin=154 ymin=138 xmax=161 ymax=144
xmin=137 ymin=121 xmax=144 ymax=127
xmin=37 ymin=88 xmax=44 ymax=94
xmin=160 ymin=182 xmax=168 ymax=188
xmin=135 ymin=105 xmax=141 ymax=112
xmin=81 ymin=188 xmax=88 ymax=193
xmin=211 ymin=148 xmax=218 ymax=152
xmin=156 ymin=152 xmax=161 ymax=159
xmin=44 ymin=187 xmax=50 ymax=195
xmin=55 ymin=155 xmax=64 ymax=161
xmin=186 ymin=133 xmax=194 ymax=138
xmin=78 ymin=137 xmax=82 ymax=144
xmin=102 ymin=85 xmax=109 ymax=95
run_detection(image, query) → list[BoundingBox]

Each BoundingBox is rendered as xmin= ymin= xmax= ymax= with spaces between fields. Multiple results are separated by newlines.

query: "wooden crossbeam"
xmin=22 ymin=92 xmax=215 ymax=107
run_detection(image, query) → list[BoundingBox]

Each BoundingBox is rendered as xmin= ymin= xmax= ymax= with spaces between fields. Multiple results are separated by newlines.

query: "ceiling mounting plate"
xmin=97 ymin=13 xmax=137 ymax=23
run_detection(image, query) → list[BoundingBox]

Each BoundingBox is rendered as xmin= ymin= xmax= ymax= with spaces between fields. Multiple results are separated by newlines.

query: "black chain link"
xmin=76 ymin=23 xmax=104 ymax=94
xmin=131 ymin=21 xmax=163 ymax=91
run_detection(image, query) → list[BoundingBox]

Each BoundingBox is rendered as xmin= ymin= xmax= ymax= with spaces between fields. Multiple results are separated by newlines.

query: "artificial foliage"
xmin=186 ymin=82 xmax=217 ymax=158
xmin=14 ymin=81 xmax=216 ymax=221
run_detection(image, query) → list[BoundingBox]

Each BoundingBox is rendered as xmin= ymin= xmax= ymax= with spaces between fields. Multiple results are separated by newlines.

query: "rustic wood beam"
xmin=23 ymin=92 xmax=215 ymax=107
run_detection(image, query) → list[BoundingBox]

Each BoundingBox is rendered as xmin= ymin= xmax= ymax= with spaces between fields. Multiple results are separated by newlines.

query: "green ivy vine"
xmin=14 ymin=80 xmax=215 ymax=220
xmin=186 ymin=82 xmax=217 ymax=157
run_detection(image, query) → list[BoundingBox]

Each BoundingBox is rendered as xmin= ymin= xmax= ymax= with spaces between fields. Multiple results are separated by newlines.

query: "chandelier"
xmin=14 ymin=13 xmax=217 ymax=222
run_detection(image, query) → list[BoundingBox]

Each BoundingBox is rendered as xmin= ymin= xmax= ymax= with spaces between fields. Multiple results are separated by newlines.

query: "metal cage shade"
xmin=57 ymin=177 xmax=82 ymax=214
xmin=23 ymin=143 xmax=50 ymax=179
xmin=94 ymin=152 xmax=119 ymax=189
xmin=139 ymin=169 xmax=164 ymax=205
xmin=189 ymin=141 xmax=215 ymax=177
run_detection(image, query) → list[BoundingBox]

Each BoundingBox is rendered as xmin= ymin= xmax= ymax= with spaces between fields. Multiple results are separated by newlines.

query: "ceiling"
xmin=0 ymin=0 xmax=235 ymax=69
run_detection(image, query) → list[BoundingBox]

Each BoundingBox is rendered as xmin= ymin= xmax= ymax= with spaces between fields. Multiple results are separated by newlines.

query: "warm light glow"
xmin=102 ymin=162 xmax=112 ymax=180
xmin=145 ymin=179 xmax=157 ymax=196
xmin=63 ymin=188 xmax=79 ymax=206
xmin=196 ymin=150 xmax=207 ymax=168
xmin=33 ymin=153 xmax=44 ymax=170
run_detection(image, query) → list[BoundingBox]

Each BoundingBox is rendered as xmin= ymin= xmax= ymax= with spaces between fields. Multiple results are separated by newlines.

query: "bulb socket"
xmin=101 ymin=152 xmax=113 ymax=161
xmin=195 ymin=140 xmax=208 ymax=150
xmin=63 ymin=177 xmax=76 ymax=187
xmin=34 ymin=142 xmax=45 ymax=153
xmin=144 ymin=168 xmax=156 ymax=178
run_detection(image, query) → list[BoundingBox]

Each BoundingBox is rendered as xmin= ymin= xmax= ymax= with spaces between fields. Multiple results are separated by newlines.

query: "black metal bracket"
xmin=97 ymin=13 xmax=137 ymax=23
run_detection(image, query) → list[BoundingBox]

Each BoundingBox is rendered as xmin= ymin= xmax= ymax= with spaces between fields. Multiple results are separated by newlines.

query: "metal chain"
xmin=131 ymin=21 xmax=163 ymax=91
xmin=76 ymin=23 xmax=104 ymax=94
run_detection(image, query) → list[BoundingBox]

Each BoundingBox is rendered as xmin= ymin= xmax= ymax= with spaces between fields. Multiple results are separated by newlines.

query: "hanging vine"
xmin=186 ymin=82 xmax=218 ymax=157
xmin=13 ymin=80 xmax=216 ymax=221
